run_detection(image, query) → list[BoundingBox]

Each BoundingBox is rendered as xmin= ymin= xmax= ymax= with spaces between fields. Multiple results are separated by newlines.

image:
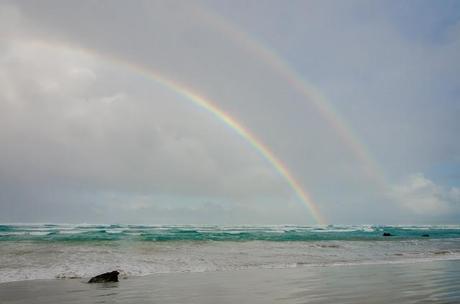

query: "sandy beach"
xmin=1 ymin=259 xmax=460 ymax=304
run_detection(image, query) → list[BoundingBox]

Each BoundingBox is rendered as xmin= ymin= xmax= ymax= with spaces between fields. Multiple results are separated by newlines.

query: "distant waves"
xmin=1 ymin=224 xmax=460 ymax=242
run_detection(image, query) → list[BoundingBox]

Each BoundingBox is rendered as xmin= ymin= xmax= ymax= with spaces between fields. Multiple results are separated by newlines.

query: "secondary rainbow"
xmin=196 ymin=6 xmax=388 ymax=188
xmin=26 ymin=38 xmax=327 ymax=225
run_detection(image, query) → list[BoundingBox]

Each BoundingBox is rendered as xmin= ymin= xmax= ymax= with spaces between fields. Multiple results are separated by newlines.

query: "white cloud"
xmin=0 ymin=38 xmax=287 ymax=196
xmin=98 ymin=93 xmax=125 ymax=105
xmin=0 ymin=29 xmax=302 ymax=223
xmin=392 ymin=173 xmax=460 ymax=215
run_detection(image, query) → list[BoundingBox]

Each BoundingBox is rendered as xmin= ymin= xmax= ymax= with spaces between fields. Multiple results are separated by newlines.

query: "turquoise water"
xmin=1 ymin=224 xmax=459 ymax=242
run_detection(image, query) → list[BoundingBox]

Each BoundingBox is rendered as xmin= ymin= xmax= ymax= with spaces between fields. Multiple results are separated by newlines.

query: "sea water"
xmin=1 ymin=224 xmax=459 ymax=283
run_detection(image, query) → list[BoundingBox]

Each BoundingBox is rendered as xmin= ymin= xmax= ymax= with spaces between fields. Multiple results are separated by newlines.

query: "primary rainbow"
xmin=175 ymin=88 xmax=326 ymax=225
xmin=26 ymin=38 xmax=327 ymax=225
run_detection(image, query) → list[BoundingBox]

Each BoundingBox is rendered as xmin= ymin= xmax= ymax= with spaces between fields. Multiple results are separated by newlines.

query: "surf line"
xmin=26 ymin=38 xmax=327 ymax=225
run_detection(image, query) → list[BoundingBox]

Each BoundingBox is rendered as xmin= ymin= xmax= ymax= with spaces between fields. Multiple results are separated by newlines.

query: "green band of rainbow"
xmin=175 ymin=88 xmax=327 ymax=225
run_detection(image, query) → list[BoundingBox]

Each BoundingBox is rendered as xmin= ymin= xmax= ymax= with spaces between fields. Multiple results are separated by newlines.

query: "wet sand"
xmin=1 ymin=259 xmax=460 ymax=304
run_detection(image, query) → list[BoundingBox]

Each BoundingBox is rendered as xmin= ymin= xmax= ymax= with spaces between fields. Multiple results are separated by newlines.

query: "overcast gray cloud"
xmin=0 ymin=0 xmax=459 ymax=224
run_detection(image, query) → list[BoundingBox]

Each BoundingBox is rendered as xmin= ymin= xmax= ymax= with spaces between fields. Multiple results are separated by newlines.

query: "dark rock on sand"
xmin=382 ymin=232 xmax=393 ymax=237
xmin=421 ymin=234 xmax=430 ymax=237
xmin=88 ymin=271 xmax=119 ymax=283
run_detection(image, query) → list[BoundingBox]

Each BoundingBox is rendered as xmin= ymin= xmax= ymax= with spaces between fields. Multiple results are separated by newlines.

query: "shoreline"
xmin=1 ymin=259 xmax=460 ymax=303
xmin=2 ymin=255 xmax=460 ymax=285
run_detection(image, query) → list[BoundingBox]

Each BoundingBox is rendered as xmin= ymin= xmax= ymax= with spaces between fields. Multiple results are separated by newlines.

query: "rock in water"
xmin=421 ymin=234 xmax=430 ymax=237
xmin=382 ymin=232 xmax=393 ymax=237
xmin=88 ymin=271 xmax=119 ymax=283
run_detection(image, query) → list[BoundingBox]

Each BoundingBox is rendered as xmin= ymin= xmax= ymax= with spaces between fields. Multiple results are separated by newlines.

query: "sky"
xmin=0 ymin=0 xmax=459 ymax=224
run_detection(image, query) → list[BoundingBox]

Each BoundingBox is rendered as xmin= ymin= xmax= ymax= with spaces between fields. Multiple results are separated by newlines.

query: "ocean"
xmin=1 ymin=224 xmax=460 ymax=283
